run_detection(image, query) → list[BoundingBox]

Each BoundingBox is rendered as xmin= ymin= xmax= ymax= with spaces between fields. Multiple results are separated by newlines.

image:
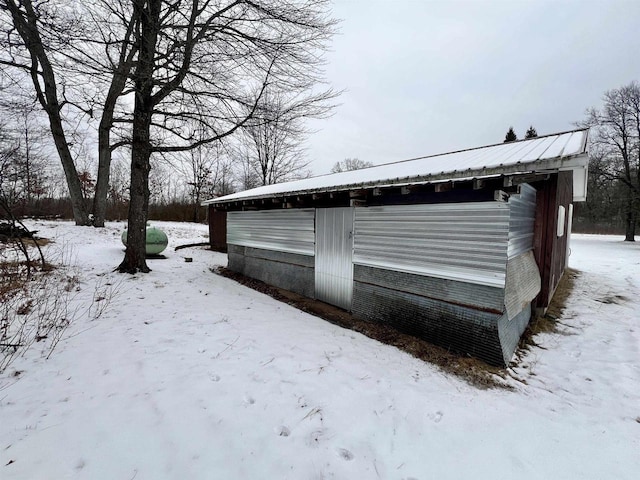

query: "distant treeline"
xmin=2 ymin=198 xmax=208 ymax=225
xmin=573 ymin=168 xmax=630 ymax=235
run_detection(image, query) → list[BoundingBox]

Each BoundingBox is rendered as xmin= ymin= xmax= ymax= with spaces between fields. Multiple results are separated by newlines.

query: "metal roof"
xmin=203 ymin=128 xmax=589 ymax=205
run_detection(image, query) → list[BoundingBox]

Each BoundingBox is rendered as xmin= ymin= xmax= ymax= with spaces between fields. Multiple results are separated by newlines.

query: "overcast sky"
xmin=304 ymin=0 xmax=640 ymax=174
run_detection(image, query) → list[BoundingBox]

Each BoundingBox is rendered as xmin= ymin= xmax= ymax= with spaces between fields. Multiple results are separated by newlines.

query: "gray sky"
xmin=305 ymin=0 xmax=640 ymax=174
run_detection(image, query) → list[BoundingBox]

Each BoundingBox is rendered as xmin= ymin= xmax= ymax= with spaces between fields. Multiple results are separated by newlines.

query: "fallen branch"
xmin=174 ymin=242 xmax=210 ymax=251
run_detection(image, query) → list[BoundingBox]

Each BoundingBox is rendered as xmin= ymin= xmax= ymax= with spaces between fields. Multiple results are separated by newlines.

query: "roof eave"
xmin=202 ymin=152 xmax=590 ymax=207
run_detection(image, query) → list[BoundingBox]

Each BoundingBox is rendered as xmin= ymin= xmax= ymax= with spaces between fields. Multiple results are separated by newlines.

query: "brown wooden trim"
xmin=208 ymin=207 xmax=227 ymax=251
xmin=532 ymin=171 xmax=573 ymax=312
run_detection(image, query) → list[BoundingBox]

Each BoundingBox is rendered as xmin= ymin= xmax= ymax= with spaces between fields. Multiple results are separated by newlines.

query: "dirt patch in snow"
xmin=216 ymin=267 xmax=511 ymax=390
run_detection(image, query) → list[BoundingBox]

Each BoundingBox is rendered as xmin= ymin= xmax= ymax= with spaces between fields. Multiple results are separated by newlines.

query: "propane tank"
xmin=121 ymin=225 xmax=169 ymax=255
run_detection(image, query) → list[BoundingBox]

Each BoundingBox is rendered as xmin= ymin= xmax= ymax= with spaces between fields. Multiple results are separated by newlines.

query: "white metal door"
xmin=315 ymin=207 xmax=354 ymax=310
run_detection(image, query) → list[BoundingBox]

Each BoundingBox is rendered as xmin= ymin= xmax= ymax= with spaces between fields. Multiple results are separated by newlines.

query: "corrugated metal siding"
xmin=353 ymin=202 xmax=510 ymax=287
xmin=497 ymin=305 xmax=531 ymax=365
xmin=504 ymin=251 xmax=541 ymax=320
xmin=227 ymin=209 xmax=315 ymax=256
xmin=507 ymin=184 xmax=537 ymax=258
xmin=315 ymin=207 xmax=354 ymax=310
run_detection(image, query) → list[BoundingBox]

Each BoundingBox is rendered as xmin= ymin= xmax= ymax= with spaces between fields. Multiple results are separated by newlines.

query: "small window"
xmin=557 ymin=205 xmax=566 ymax=237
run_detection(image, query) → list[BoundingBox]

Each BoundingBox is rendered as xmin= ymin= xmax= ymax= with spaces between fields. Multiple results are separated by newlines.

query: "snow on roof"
xmin=203 ymin=128 xmax=589 ymax=205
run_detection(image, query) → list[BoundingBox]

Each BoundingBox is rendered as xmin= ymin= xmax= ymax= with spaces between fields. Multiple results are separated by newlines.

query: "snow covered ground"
xmin=1 ymin=221 xmax=638 ymax=480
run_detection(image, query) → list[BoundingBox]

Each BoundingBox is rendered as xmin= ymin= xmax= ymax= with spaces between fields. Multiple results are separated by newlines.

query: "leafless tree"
xmin=172 ymin=140 xmax=235 ymax=222
xmin=71 ymin=1 xmax=139 ymax=227
xmin=0 ymin=118 xmax=20 ymax=206
xmin=0 ymin=120 xmax=19 ymax=205
xmin=1 ymin=0 xmax=141 ymax=227
xmin=236 ymin=78 xmax=340 ymax=188
xmin=117 ymin=0 xmax=337 ymax=273
xmin=1 ymin=0 xmax=90 ymax=224
xmin=236 ymin=98 xmax=309 ymax=188
xmin=583 ymin=81 xmax=640 ymax=241
xmin=2 ymin=1 xmax=338 ymax=271
xmin=106 ymin=155 xmax=129 ymax=218
xmin=0 ymin=95 xmax=51 ymax=210
xmin=330 ymin=158 xmax=373 ymax=173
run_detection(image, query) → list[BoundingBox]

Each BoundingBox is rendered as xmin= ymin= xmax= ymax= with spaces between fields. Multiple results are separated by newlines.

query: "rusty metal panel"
xmin=315 ymin=207 xmax=354 ymax=310
xmin=353 ymin=202 xmax=510 ymax=287
xmin=227 ymin=209 xmax=315 ymax=256
xmin=507 ymin=183 xmax=537 ymax=258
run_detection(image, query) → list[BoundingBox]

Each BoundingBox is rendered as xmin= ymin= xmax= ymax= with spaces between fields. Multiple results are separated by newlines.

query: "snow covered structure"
xmin=203 ymin=129 xmax=589 ymax=366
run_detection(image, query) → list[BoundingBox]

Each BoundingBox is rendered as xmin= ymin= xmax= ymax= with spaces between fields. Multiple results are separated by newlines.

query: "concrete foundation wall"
xmin=228 ymin=245 xmax=315 ymax=298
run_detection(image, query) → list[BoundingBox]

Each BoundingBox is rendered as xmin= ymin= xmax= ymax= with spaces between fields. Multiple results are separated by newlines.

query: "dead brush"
xmin=0 ymin=259 xmax=63 ymax=370
xmin=0 ymin=222 xmax=119 ymax=373
xmin=0 ymin=261 xmax=28 ymax=296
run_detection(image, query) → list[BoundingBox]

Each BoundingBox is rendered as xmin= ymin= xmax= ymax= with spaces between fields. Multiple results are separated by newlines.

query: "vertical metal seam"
xmin=315 ymin=207 xmax=354 ymax=310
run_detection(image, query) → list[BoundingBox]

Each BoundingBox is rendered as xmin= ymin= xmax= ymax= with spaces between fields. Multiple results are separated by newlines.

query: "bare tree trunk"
xmin=117 ymin=0 xmax=160 ymax=273
xmin=93 ymin=124 xmax=111 ymax=227
xmin=4 ymin=0 xmax=89 ymax=225
xmin=624 ymin=214 xmax=636 ymax=241
xmin=193 ymin=201 xmax=199 ymax=223
xmin=624 ymin=193 xmax=636 ymax=241
xmin=93 ymin=13 xmax=138 ymax=228
xmin=50 ymin=111 xmax=89 ymax=225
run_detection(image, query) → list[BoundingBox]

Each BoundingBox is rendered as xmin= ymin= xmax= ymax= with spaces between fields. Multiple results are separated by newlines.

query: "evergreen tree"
xmin=525 ymin=126 xmax=538 ymax=139
xmin=504 ymin=127 xmax=518 ymax=143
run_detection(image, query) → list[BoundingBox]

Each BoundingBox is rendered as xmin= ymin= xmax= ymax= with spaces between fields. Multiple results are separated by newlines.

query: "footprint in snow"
xmin=209 ymin=374 xmax=221 ymax=382
xmin=337 ymin=448 xmax=354 ymax=461
xmin=243 ymin=395 xmax=255 ymax=405
xmin=305 ymin=429 xmax=326 ymax=447
xmin=276 ymin=426 xmax=291 ymax=437
xmin=428 ymin=411 xmax=443 ymax=423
